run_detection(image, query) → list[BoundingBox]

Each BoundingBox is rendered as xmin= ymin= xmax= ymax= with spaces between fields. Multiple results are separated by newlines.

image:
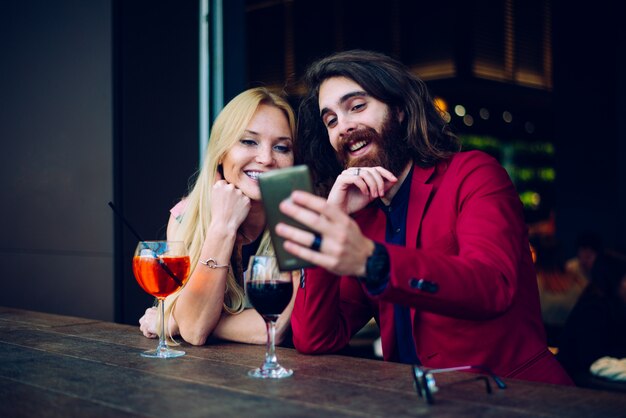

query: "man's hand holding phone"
xmin=259 ymin=165 xmax=315 ymax=271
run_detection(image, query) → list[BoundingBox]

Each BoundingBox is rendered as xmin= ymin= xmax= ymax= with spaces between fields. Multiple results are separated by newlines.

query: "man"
xmin=565 ymin=231 xmax=603 ymax=282
xmin=276 ymin=50 xmax=572 ymax=385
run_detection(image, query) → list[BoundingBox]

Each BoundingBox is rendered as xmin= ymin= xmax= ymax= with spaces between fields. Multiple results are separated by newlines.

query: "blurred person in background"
xmin=565 ymin=231 xmax=603 ymax=282
xmin=532 ymin=235 xmax=587 ymax=347
xmin=557 ymin=251 xmax=626 ymax=388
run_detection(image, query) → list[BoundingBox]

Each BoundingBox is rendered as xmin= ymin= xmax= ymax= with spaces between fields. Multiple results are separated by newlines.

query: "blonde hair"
xmin=165 ymin=88 xmax=296 ymax=321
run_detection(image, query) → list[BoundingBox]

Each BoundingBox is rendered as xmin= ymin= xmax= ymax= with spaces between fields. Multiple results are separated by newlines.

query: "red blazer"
xmin=292 ymin=151 xmax=573 ymax=385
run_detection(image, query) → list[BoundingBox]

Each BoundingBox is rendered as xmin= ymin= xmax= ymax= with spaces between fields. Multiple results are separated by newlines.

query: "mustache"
xmin=337 ymin=128 xmax=380 ymax=163
xmin=338 ymin=127 xmax=379 ymax=151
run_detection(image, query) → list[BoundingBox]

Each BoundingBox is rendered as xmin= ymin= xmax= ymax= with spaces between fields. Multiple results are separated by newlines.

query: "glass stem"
xmin=263 ymin=320 xmax=278 ymax=370
xmin=156 ymin=298 xmax=167 ymax=353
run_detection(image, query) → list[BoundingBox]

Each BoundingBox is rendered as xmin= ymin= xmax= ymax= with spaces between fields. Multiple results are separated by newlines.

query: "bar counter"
xmin=1 ymin=307 xmax=624 ymax=417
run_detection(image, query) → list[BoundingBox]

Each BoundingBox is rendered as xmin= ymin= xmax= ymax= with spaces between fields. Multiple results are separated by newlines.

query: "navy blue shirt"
xmin=375 ymin=166 xmax=420 ymax=364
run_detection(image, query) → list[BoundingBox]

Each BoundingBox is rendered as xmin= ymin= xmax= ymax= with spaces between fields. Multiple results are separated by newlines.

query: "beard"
xmin=336 ymin=111 xmax=411 ymax=177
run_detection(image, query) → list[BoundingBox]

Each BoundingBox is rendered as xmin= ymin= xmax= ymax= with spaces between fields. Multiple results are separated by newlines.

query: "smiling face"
xmin=319 ymin=76 xmax=390 ymax=159
xmin=220 ymin=104 xmax=294 ymax=201
xmin=318 ymin=76 xmax=410 ymax=175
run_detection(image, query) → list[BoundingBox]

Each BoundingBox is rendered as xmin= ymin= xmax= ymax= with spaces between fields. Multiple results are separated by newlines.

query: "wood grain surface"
xmin=1 ymin=307 xmax=624 ymax=417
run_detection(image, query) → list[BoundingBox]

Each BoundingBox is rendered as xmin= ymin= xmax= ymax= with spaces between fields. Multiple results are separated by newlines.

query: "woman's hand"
xmin=210 ymin=180 xmax=251 ymax=232
xmin=276 ymin=191 xmax=374 ymax=277
xmin=139 ymin=306 xmax=180 ymax=340
xmin=328 ymin=166 xmax=397 ymax=214
xmin=139 ymin=306 xmax=158 ymax=339
xmin=171 ymin=176 xmax=249 ymax=346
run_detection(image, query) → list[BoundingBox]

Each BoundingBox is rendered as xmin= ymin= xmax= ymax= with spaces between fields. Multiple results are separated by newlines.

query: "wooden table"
xmin=1 ymin=307 xmax=624 ymax=417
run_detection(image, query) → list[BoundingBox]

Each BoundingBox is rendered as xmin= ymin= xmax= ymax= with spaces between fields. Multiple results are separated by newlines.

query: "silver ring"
xmin=310 ymin=233 xmax=322 ymax=251
xmin=354 ymin=168 xmax=360 ymax=176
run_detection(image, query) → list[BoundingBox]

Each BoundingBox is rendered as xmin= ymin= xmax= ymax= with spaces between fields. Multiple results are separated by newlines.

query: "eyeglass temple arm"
xmin=443 ymin=375 xmax=493 ymax=394
xmin=425 ymin=365 xmax=507 ymax=389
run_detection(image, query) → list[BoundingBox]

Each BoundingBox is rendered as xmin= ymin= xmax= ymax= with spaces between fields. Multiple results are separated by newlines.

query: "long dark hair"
xmin=296 ymin=49 xmax=460 ymax=195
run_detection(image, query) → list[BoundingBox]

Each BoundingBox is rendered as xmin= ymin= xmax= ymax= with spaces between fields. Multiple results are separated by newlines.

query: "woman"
xmin=139 ymin=87 xmax=298 ymax=346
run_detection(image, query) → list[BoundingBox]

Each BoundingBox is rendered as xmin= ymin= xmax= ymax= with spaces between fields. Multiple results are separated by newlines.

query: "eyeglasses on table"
xmin=411 ymin=364 xmax=507 ymax=405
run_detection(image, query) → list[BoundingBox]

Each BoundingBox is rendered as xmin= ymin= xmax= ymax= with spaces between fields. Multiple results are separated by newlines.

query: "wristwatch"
xmin=359 ymin=242 xmax=390 ymax=287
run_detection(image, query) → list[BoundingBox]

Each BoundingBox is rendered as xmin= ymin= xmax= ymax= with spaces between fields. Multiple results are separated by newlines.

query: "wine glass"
xmin=246 ymin=255 xmax=294 ymax=378
xmin=132 ymin=241 xmax=190 ymax=358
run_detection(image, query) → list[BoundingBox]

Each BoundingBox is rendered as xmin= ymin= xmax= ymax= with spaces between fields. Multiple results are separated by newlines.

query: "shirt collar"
xmin=377 ymin=165 xmax=414 ymax=211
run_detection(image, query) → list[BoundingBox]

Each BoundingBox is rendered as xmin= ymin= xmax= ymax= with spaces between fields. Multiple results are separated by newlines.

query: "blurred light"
xmin=531 ymin=192 xmax=541 ymax=206
xmin=479 ymin=108 xmax=490 ymax=120
xmin=519 ymin=190 xmax=541 ymax=209
xmin=454 ymin=105 xmax=466 ymax=117
xmin=502 ymin=111 xmax=513 ymax=123
xmin=434 ymin=96 xmax=448 ymax=113
xmin=524 ymin=121 xmax=535 ymax=134
xmin=518 ymin=168 xmax=534 ymax=181
xmin=530 ymin=243 xmax=537 ymax=263
xmin=461 ymin=134 xmax=500 ymax=149
xmin=442 ymin=111 xmax=452 ymax=123
xmin=463 ymin=114 xmax=474 ymax=126
xmin=539 ymin=168 xmax=556 ymax=181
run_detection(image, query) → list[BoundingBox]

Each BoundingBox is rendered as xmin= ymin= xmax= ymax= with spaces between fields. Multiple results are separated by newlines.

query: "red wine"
xmin=246 ymin=281 xmax=293 ymax=321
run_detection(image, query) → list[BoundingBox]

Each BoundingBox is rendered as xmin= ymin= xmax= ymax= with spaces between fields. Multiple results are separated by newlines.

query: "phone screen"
xmin=259 ymin=165 xmax=315 ymax=271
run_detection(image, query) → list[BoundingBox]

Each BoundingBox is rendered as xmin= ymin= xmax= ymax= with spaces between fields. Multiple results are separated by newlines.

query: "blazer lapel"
xmin=406 ymin=164 xmax=436 ymax=248
xmin=354 ymin=205 xmax=386 ymax=242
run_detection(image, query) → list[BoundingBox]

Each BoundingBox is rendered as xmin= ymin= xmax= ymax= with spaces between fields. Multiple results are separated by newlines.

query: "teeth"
xmin=246 ymin=171 xmax=261 ymax=180
xmin=349 ymin=140 xmax=368 ymax=152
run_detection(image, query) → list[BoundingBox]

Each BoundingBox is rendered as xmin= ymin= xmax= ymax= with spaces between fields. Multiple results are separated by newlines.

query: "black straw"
xmin=108 ymin=201 xmax=183 ymax=287
xmin=108 ymin=201 xmax=145 ymax=242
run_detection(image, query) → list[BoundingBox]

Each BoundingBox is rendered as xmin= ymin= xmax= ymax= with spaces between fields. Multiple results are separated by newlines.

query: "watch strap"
xmin=360 ymin=242 xmax=390 ymax=289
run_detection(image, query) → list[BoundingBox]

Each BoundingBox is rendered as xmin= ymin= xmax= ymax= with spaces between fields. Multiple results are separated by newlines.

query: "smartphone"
xmin=259 ymin=165 xmax=315 ymax=271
